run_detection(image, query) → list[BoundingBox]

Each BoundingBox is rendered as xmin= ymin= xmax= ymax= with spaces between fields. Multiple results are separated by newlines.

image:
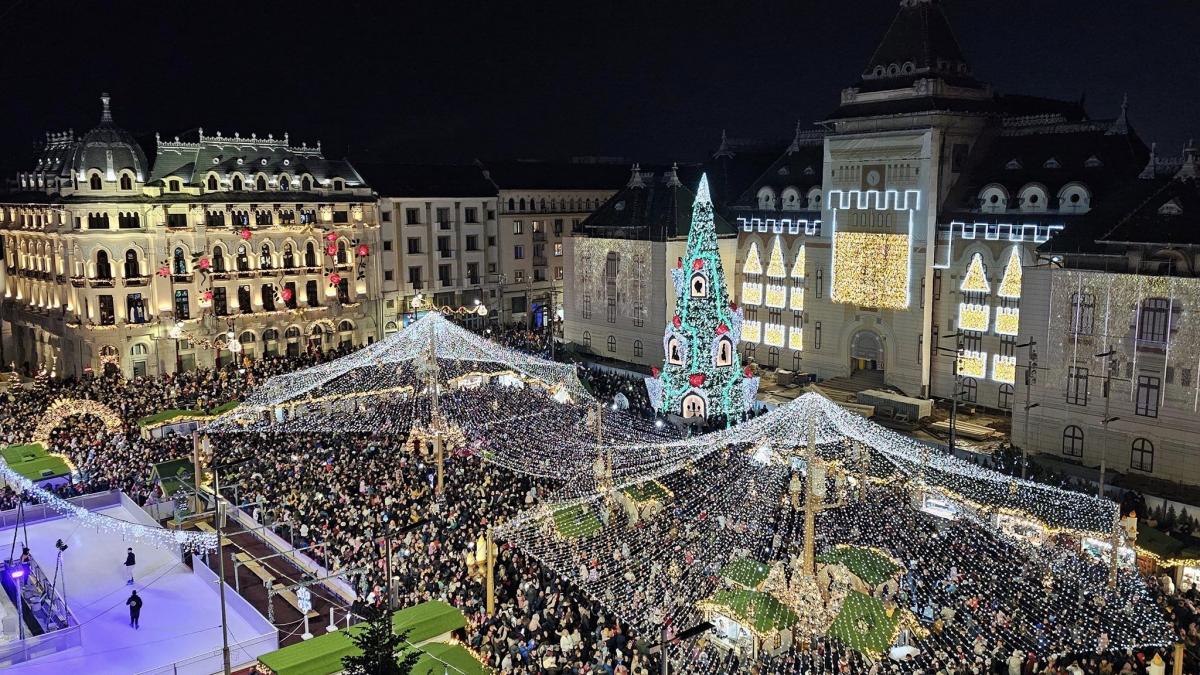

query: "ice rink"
xmin=1 ymin=500 xmax=276 ymax=675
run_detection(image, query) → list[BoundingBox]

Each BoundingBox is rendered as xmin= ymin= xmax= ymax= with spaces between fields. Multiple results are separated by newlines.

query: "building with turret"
xmin=0 ymin=94 xmax=382 ymax=378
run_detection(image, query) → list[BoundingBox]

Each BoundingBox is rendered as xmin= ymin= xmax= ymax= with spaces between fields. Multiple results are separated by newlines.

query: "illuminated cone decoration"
xmin=645 ymin=174 xmax=758 ymax=420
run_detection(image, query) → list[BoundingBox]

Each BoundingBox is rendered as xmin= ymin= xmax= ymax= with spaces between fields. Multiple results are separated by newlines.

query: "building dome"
xmin=68 ymin=93 xmax=149 ymax=182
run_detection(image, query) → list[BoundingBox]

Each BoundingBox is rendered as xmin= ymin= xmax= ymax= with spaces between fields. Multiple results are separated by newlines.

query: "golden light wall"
xmin=831 ymin=232 xmax=911 ymax=309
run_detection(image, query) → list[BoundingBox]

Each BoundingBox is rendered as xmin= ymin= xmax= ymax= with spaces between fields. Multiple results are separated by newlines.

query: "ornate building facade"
xmin=0 ymin=94 xmax=382 ymax=378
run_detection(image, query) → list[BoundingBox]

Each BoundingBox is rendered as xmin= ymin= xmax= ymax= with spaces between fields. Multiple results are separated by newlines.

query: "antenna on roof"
xmin=627 ymin=163 xmax=645 ymax=189
xmin=666 ymin=162 xmax=682 ymax=188
xmin=713 ymin=129 xmax=734 ymax=159
xmin=100 ymin=92 xmax=113 ymax=124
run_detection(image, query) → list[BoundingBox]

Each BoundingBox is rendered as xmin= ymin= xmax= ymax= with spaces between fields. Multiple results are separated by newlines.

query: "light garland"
xmin=992 ymin=354 xmax=1016 ymax=384
xmin=830 ymin=232 xmax=910 ymax=309
xmin=995 ymin=306 xmax=1020 ymax=336
xmin=997 ymin=247 xmax=1023 ymax=299
xmin=34 ymin=398 xmax=123 ymax=446
xmin=789 ymin=285 xmax=804 ymax=311
xmin=957 ymin=302 xmax=990 ymax=332
xmin=790 ymin=245 xmax=805 ymax=280
xmin=956 ymin=350 xmax=987 ymax=378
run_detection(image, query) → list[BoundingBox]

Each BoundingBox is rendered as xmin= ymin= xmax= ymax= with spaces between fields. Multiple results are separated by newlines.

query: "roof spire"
xmin=1138 ymin=142 xmax=1158 ymax=180
xmin=1106 ymin=93 xmax=1130 ymax=136
xmin=713 ymin=129 xmax=734 ymax=159
xmin=627 ymin=163 xmax=645 ymax=189
xmin=786 ymin=120 xmax=804 ymax=154
xmin=666 ymin=162 xmax=682 ymax=188
xmin=1176 ymin=140 xmax=1197 ymax=181
xmin=100 ymin=92 xmax=113 ymax=124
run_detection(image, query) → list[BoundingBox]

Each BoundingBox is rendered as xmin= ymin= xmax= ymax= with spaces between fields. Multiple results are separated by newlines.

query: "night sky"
xmin=2 ymin=1 xmax=1197 ymax=173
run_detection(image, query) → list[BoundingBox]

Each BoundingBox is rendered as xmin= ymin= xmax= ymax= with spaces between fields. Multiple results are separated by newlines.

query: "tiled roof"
xmin=356 ymin=163 xmax=495 ymax=198
xmin=149 ymin=131 xmax=365 ymax=188
xmin=855 ymin=0 xmax=981 ymax=94
xmin=578 ymin=165 xmax=735 ymax=241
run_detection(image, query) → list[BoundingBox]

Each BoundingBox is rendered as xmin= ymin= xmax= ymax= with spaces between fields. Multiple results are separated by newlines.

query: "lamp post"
xmin=936 ymin=332 xmax=965 ymax=456
xmin=1015 ymin=339 xmax=1038 ymax=479
xmin=1095 ymin=350 xmax=1118 ymax=499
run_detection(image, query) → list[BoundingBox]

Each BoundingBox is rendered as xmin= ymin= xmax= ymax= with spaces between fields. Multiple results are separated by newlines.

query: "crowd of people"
xmin=0 ymin=323 xmax=1196 ymax=673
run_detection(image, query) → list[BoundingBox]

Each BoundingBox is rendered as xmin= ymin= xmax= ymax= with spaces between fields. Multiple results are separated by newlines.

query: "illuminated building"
xmin=0 ymin=94 xmax=381 ymax=377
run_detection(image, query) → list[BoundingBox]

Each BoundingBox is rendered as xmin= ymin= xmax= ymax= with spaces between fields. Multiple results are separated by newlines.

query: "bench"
xmin=272 ymin=583 xmax=318 ymax=619
xmin=235 ymin=551 xmax=276 ymax=587
xmin=192 ymin=520 xmax=234 ymax=547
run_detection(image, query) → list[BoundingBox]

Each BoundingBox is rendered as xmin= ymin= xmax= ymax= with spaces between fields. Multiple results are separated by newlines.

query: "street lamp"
xmin=935 ymin=332 xmax=965 ymax=456
xmin=1015 ymin=339 xmax=1037 ymax=479
xmin=1095 ymin=350 xmax=1118 ymax=498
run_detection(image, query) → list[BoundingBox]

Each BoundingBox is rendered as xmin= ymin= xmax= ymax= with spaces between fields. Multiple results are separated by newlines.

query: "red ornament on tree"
xmin=716 ymin=323 xmax=729 ymax=335
xmin=651 ymin=366 xmax=661 ymax=377
xmin=356 ymin=243 xmax=370 ymax=257
xmin=280 ymin=287 xmax=294 ymax=302
xmin=676 ymin=257 xmax=683 ymax=269
xmin=688 ymin=373 xmax=706 ymax=387
xmin=197 ymin=257 xmax=211 ymax=270
xmin=325 ymin=243 xmax=338 ymax=256
xmin=239 ymin=228 xmax=252 ymax=241
xmin=692 ymin=258 xmax=704 ymax=271
xmin=744 ymin=366 xmax=754 ymax=377
xmin=672 ymin=315 xmax=681 ymax=328
xmin=728 ymin=301 xmax=738 ymax=311
xmin=328 ymin=273 xmax=342 ymax=286
xmin=324 ymin=232 xmax=337 ymax=243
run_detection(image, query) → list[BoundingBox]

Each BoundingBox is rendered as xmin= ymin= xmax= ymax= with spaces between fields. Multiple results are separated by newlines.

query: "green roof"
xmin=720 ymin=558 xmax=770 ymax=590
xmin=553 ymin=504 xmax=602 ymax=540
xmin=257 ymin=601 xmax=467 ymax=675
xmin=137 ymin=401 xmax=239 ymax=427
xmin=412 ymin=642 xmax=489 ymax=675
xmin=826 ymin=591 xmax=900 ymax=655
xmin=703 ymin=588 xmax=798 ymax=635
xmin=816 ymin=546 xmax=901 ymax=587
xmin=621 ymin=481 xmax=670 ymax=503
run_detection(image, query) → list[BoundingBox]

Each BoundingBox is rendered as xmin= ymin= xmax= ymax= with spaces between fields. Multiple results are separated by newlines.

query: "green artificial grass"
xmin=826 ymin=591 xmax=899 ymax=655
xmin=137 ymin=401 xmax=239 ymax=427
xmin=621 ymin=481 xmax=670 ymax=503
xmin=720 ymin=558 xmax=770 ymax=590
xmin=704 ymin=589 xmax=798 ymax=635
xmin=2 ymin=443 xmax=47 ymax=464
xmin=816 ymin=545 xmax=901 ymax=587
xmin=1 ymin=444 xmax=70 ymax=481
xmin=412 ymin=642 xmax=489 ymax=675
xmin=257 ymin=601 xmax=468 ymax=675
xmin=553 ymin=504 xmax=602 ymax=539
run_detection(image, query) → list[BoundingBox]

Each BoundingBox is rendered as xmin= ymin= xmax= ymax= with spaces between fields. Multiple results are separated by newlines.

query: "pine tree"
xmin=646 ymin=174 xmax=758 ymax=421
xmin=341 ymin=604 xmax=422 ymax=675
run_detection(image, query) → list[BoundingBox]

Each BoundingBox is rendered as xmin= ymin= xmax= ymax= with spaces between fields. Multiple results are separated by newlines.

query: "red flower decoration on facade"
xmin=197 ymin=257 xmax=211 ymax=270
xmin=328 ymin=273 xmax=342 ymax=286
xmin=688 ymin=373 xmax=706 ymax=387
xmin=716 ymin=323 xmax=729 ymax=335
xmin=280 ymin=287 xmax=294 ymax=302
xmin=202 ymin=290 xmax=214 ymax=301
xmin=692 ymin=258 xmax=704 ymax=271
xmin=651 ymin=366 xmax=661 ymax=377
xmin=324 ymin=232 xmax=337 ymax=243
xmin=157 ymin=264 xmax=170 ymax=278
xmin=356 ymin=244 xmax=370 ymax=257
xmin=672 ymin=315 xmax=681 ymax=328
xmin=326 ymin=244 xmax=338 ymax=256
xmin=239 ymin=228 xmax=252 ymax=241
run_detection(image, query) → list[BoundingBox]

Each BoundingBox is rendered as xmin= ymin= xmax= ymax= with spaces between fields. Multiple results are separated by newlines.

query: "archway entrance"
xmin=850 ymin=330 xmax=884 ymax=374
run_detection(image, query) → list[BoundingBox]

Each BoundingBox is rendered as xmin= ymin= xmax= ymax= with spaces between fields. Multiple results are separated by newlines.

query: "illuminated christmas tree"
xmin=646 ymin=174 xmax=759 ymax=421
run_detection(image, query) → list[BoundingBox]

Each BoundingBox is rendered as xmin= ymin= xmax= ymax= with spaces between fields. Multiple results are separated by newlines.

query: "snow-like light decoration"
xmin=997 ymin=247 xmax=1023 ymax=299
xmin=765 ymin=236 xmax=786 ymax=278
xmin=992 ymin=354 xmax=1016 ymax=384
xmin=790 ymin=245 xmax=805 ymax=279
xmin=34 ymin=398 xmax=123 ymax=446
xmin=646 ymin=175 xmax=758 ymax=420
xmin=995 ymin=306 xmax=1020 ymax=336
xmin=763 ymin=324 xmax=785 ymax=347
xmin=957 ymin=302 xmax=990 ymax=332
xmin=830 ymin=232 xmax=910 ymax=309
xmin=961 ymin=252 xmax=990 ymax=293
xmin=764 ymin=284 xmax=787 ymax=309
xmin=742 ymin=320 xmax=761 ymax=344
xmin=788 ymin=328 xmax=803 ymax=351
xmin=742 ymin=241 xmax=763 ymax=275
xmin=741 ymin=282 xmax=763 ymax=306
xmin=957 ymin=350 xmax=987 ymax=378
xmin=789 ymin=286 xmax=804 ymax=311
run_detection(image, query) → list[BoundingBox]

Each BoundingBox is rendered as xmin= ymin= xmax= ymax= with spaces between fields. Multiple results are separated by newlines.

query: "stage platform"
xmin=0 ymin=496 xmax=276 ymax=674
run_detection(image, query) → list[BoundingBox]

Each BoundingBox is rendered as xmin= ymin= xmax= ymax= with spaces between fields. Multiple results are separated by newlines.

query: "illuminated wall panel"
xmin=831 ymin=232 xmax=911 ymax=309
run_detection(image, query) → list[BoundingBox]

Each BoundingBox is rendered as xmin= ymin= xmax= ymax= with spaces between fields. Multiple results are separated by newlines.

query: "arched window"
xmin=169 ymin=179 xmax=181 ymax=192
xmin=336 ymin=277 xmax=350 ymax=304
xmin=130 ymin=343 xmax=149 ymax=357
xmin=212 ymin=245 xmax=226 ymax=272
xmin=681 ymin=393 xmax=706 ymax=419
xmin=1130 ymin=438 xmax=1154 ymax=472
xmin=261 ymin=285 xmax=275 ymax=311
xmin=259 ymin=243 xmax=273 ymax=269
xmin=262 ymin=328 xmax=279 ymax=342
xmin=384 ymin=321 xmax=399 ymax=335
xmin=207 ymin=176 xmax=218 ymax=191
xmin=305 ymin=242 xmax=317 ymax=267
xmin=89 ymin=174 xmax=102 ymax=190
xmin=95 ymin=250 xmax=112 ymax=279
xmin=338 ymin=320 xmax=354 ymax=332
xmin=716 ymin=336 xmax=733 ymax=366
xmin=1062 ymin=425 xmax=1083 ymax=457
xmin=979 ymin=184 xmax=1008 ymax=213
xmin=239 ymin=331 xmax=256 ymax=344
xmin=120 ymin=174 xmax=133 ymax=190
xmin=689 ymin=271 xmax=708 ymax=298
xmin=634 ymin=339 xmax=643 ymax=358
xmin=282 ymin=244 xmax=295 ymax=268
xmin=173 ymin=247 xmax=187 ymax=275
xmin=607 ymin=335 xmax=616 ymax=353
xmin=507 ymin=198 xmax=515 ymax=212
xmin=1070 ymin=292 xmax=1095 ymax=335
xmin=232 ymin=175 xmax=244 ymax=191
xmin=236 ymin=245 xmax=250 ymax=272
xmin=336 ymin=241 xmax=348 ymax=265
xmin=301 ymin=176 xmax=312 ymax=191
xmin=285 ymin=326 xmax=301 ymax=339
xmin=124 ymin=249 xmax=140 ymax=278
xmin=519 ymin=198 xmax=526 ymax=211
xmin=998 ymin=383 xmax=1014 ymax=410
xmin=959 ymin=377 xmax=978 ymax=403
xmin=333 ymin=179 xmax=344 ymax=191
xmin=256 ymin=175 xmax=267 ymax=191
xmin=237 ymin=285 xmax=252 ymax=313
xmin=279 ymin=176 xmax=290 ymax=191
xmin=781 ymin=187 xmax=801 ymax=211
xmin=540 ymin=198 xmax=547 ymax=211
xmin=667 ymin=336 xmax=683 ymax=365
xmin=757 ymin=187 xmax=776 ymax=210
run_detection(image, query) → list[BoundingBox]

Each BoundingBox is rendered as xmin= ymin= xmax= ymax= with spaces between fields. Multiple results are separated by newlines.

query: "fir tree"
xmin=341 ymin=604 xmax=422 ymax=675
xmin=646 ymin=174 xmax=758 ymax=421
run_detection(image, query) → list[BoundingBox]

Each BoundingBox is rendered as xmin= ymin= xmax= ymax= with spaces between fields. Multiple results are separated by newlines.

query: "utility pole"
xmin=1096 ymin=350 xmax=1118 ymax=499
xmin=485 ymin=526 xmax=495 ymax=615
xmin=1016 ymin=339 xmax=1038 ymax=479
xmin=213 ymin=462 xmax=232 ymax=675
xmin=935 ymin=333 xmax=965 ymax=456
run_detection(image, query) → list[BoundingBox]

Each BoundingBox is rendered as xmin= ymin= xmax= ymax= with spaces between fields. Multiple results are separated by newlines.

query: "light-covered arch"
xmin=34 ymin=398 xmax=122 ymax=446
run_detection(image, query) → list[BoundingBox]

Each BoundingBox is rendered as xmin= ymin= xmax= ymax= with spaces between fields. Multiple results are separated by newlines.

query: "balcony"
xmin=123 ymin=275 xmax=150 ymax=288
xmin=438 ymin=278 xmax=454 ymax=288
xmin=532 ymin=231 xmax=546 ymax=242
xmin=438 ymin=249 xmax=453 ymax=259
xmin=533 ymin=256 xmax=548 ymax=267
xmin=70 ymin=276 xmax=85 ymax=288
xmin=89 ymin=277 xmax=114 ymax=289
xmin=172 ymin=273 xmax=194 ymax=283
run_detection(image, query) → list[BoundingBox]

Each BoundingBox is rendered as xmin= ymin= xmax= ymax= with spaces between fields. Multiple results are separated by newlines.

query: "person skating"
xmin=126 ymin=590 xmax=142 ymax=629
xmin=124 ymin=547 xmax=136 ymax=584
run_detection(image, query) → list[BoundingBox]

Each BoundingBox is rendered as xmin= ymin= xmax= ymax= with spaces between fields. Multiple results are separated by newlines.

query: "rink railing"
xmin=0 ymin=489 xmax=122 ymax=528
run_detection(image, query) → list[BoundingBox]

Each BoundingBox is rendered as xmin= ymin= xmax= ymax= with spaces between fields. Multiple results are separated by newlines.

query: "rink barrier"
xmin=132 ymin=631 xmax=277 ymax=675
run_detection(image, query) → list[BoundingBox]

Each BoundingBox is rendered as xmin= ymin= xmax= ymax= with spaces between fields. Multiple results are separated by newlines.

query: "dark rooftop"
xmin=356 ymin=163 xmax=495 ymax=198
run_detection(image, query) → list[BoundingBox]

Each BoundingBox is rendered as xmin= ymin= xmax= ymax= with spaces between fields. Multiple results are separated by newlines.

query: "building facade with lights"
xmin=728 ymin=0 xmax=1150 ymax=416
xmin=563 ymin=165 xmax=739 ymax=368
xmin=478 ymin=161 xmax=627 ymax=332
xmin=359 ymin=164 xmax=498 ymax=334
xmin=0 ymin=94 xmax=382 ymax=378
xmin=1015 ymin=146 xmax=1200 ymax=487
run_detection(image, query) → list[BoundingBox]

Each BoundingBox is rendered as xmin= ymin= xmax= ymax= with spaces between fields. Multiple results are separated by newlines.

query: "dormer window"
xmin=333 ymin=179 xmax=345 ymax=191
xmin=1018 ymin=184 xmax=1047 ymax=213
xmin=89 ymin=174 xmax=102 ymax=190
xmin=207 ymin=176 xmax=218 ymax=191
xmin=1058 ymin=183 xmax=1091 ymax=213
xmin=781 ymin=187 xmax=801 ymax=211
xmin=756 ymin=187 xmax=776 ymax=211
xmin=302 ymin=176 xmax=312 ymax=191
xmin=279 ymin=176 xmax=290 ymax=191
xmin=256 ymin=176 xmax=267 ymax=191
xmin=978 ymin=184 xmax=1009 ymax=213
xmin=120 ymin=174 xmax=133 ymax=190
xmin=169 ymin=179 xmax=181 ymax=192
xmin=232 ymin=175 xmax=243 ymax=191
